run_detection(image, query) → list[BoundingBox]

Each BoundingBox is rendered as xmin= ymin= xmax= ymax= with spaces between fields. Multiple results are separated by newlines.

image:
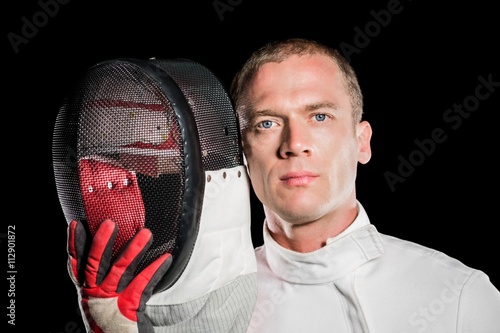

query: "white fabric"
xmin=149 ymin=166 xmax=257 ymax=305
xmin=147 ymin=274 xmax=257 ymax=332
xmin=247 ymin=202 xmax=500 ymax=333
xmin=88 ymin=297 xmax=138 ymax=333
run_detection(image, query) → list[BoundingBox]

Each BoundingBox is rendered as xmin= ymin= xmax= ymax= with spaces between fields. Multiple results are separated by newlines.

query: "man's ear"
xmin=357 ymin=120 xmax=372 ymax=164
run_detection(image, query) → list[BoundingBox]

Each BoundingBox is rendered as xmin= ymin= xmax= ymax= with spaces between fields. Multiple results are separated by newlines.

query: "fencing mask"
xmin=52 ymin=58 xmax=257 ymax=331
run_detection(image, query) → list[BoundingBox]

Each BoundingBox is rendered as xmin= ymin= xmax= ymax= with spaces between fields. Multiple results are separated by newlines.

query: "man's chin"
xmin=274 ymin=204 xmax=323 ymax=225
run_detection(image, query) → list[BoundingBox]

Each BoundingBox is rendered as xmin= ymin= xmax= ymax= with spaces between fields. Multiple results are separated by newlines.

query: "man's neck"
xmin=265 ymin=201 xmax=359 ymax=253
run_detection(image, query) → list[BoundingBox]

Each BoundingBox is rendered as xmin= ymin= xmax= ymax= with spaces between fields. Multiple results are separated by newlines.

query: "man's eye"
xmin=314 ymin=114 xmax=327 ymax=122
xmin=258 ymin=120 xmax=274 ymax=129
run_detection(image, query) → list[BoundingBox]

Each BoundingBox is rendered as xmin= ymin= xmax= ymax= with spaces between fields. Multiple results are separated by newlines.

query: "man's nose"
xmin=278 ymin=120 xmax=313 ymax=158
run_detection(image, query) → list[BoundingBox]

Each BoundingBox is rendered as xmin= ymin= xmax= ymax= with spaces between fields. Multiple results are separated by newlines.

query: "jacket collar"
xmin=263 ymin=202 xmax=384 ymax=284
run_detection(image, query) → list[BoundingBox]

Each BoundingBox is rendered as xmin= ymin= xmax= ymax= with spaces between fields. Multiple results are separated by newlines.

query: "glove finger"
xmin=103 ymin=228 xmax=154 ymax=291
xmin=120 ymin=252 xmax=173 ymax=321
xmin=85 ymin=219 xmax=118 ymax=287
xmin=132 ymin=252 xmax=173 ymax=298
xmin=67 ymin=220 xmax=88 ymax=284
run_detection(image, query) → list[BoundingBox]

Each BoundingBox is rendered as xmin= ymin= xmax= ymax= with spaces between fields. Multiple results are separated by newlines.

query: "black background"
xmin=4 ymin=0 xmax=499 ymax=331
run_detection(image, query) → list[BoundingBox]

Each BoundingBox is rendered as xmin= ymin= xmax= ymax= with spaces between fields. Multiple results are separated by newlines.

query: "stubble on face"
xmin=241 ymin=55 xmax=363 ymax=245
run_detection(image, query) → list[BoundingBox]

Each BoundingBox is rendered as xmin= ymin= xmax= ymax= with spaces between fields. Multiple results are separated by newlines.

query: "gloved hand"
xmin=67 ymin=219 xmax=172 ymax=333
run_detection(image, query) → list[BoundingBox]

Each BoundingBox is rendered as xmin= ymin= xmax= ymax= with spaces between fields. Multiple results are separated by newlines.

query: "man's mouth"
xmin=280 ymin=172 xmax=318 ymax=186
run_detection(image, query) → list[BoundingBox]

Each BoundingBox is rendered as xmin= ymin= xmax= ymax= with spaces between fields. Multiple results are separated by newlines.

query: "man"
xmin=230 ymin=38 xmax=500 ymax=332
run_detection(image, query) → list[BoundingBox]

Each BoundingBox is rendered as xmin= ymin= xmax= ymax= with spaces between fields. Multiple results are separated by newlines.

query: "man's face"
xmin=241 ymin=54 xmax=371 ymax=225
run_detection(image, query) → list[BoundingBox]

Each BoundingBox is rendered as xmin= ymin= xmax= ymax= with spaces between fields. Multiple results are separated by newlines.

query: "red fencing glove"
xmin=67 ymin=219 xmax=172 ymax=333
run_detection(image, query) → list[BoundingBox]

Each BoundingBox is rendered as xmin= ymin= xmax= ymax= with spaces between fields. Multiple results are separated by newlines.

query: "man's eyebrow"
xmin=252 ymin=102 xmax=339 ymax=116
xmin=304 ymin=101 xmax=340 ymax=112
xmin=247 ymin=109 xmax=278 ymax=124
xmin=252 ymin=109 xmax=279 ymax=117
xmin=247 ymin=101 xmax=341 ymax=124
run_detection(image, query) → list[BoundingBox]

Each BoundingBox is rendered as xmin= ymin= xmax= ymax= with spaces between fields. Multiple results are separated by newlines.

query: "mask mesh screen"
xmin=53 ymin=59 xmax=241 ymax=287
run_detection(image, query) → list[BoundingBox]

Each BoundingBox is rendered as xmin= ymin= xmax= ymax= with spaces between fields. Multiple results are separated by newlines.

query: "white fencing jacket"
xmin=247 ymin=202 xmax=500 ymax=333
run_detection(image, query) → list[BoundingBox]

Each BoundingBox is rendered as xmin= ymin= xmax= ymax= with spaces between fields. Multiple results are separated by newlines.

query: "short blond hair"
xmin=230 ymin=38 xmax=364 ymax=130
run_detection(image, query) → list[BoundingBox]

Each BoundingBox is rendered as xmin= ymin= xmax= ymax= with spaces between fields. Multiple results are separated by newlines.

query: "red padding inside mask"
xmin=79 ymin=158 xmax=146 ymax=257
